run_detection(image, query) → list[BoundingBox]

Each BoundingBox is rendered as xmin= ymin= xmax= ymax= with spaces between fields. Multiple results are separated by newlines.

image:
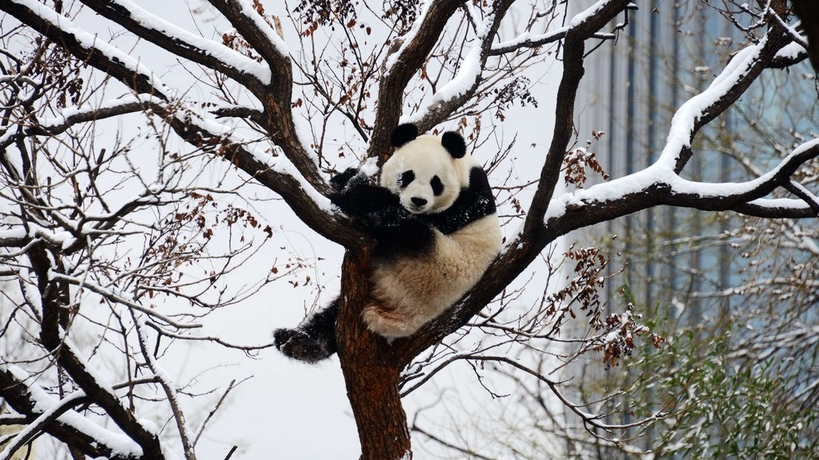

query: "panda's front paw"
xmin=329 ymin=168 xmax=361 ymax=191
xmin=331 ymin=183 xmax=402 ymax=223
xmin=273 ymin=328 xmax=334 ymax=363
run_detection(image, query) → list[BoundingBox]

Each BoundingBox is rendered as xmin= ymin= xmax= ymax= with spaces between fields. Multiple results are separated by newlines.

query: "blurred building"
xmin=569 ymin=1 xmax=818 ymax=457
xmin=568 ymin=2 xmax=747 ymax=456
xmin=574 ymin=1 xmax=743 ymax=336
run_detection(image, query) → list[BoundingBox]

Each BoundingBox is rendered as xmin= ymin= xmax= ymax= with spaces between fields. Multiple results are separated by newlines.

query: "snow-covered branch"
xmin=541 ymin=136 xmax=819 ymax=234
xmin=659 ymin=29 xmax=791 ymax=173
xmin=0 ymin=391 xmax=89 ymax=460
xmin=407 ymin=0 xmax=515 ymax=130
xmin=205 ymin=0 xmax=290 ymax=74
xmin=79 ymin=0 xmax=270 ymax=91
xmin=490 ymin=0 xmax=627 ymax=55
xmin=0 ymin=366 xmax=143 ymax=459
xmin=4 ymin=0 xmax=173 ymax=98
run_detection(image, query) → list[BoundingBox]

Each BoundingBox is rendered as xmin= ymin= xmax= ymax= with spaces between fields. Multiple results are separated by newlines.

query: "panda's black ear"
xmin=391 ymin=123 xmax=418 ymax=148
xmin=441 ymin=131 xmax=466 ymax=159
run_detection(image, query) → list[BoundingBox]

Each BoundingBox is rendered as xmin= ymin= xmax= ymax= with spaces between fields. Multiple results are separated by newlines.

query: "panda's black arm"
xmin=329 ymin=181 xmax=403 ymax=221
xmin=425 ymin=167 xmax=497 ymax=235
xmin=371 ymin=218 xmax=437 ymax=257
xmin=329 ymin=167 xmax=361 ymax=192
xmin=329 ymin=178 xmax=436 ymax=255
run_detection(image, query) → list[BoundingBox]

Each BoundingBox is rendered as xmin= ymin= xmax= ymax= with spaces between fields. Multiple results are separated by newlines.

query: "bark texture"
xmin=336 ymin=249 xmax=411 ymax=460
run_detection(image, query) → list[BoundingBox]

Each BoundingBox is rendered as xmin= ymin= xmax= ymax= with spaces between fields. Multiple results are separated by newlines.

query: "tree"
xmin=437 ymin=2 xmax=819 ymax=456
xmin=0 ymin=1 xmax=815 ymax=459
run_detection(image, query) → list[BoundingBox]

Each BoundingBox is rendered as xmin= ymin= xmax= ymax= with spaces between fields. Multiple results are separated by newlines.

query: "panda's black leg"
xmin=273 ymin=299 xmax=339 ymax=363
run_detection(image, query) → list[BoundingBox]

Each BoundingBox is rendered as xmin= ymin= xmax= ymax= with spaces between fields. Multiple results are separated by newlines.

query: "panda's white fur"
xmin=364 ymin=134 xmax=502 ymax=338
xmin=364 ymin=216 xmax=501 ymax=337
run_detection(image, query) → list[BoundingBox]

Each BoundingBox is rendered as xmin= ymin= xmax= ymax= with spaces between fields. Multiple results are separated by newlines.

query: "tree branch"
xmin=78 ymin=0 xmax=269 ymax=94
xmin=0 ymin=391 xmax=89 ymax=460
xmin=663 ymin=21 xmax=792 ymax=173
xmin=3 ymin=0 xmax=172 ymax=98
xmin=206 ymin=0 xmax=330 ymax=193
xmin=133 ymin=316 xmax=196 ymax=460
xmin=0 ymin=366 xmax=143 ymax=459
xmin=409 ymin=0 xmax=517 ymax=131
xmin=367 ymin=0 xmax=467 ymax=162
xmin=30 ymin=242 xmax=164 ymax=458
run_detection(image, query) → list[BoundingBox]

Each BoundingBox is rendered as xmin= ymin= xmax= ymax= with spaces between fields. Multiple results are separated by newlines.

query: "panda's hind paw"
xmin=362 ymin=305 xmax=415 ymax=339
xmin=273 ymin=328 xmax=334 ymax=363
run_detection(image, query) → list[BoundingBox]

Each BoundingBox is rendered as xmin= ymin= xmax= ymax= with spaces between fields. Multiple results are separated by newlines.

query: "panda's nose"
xmin=411 ymin=197 xmax=427 ymax=207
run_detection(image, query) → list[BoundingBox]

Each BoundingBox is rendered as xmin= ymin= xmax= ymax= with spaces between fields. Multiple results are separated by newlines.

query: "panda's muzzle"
xmin=411 ymin=197 xmax=428 ymax=207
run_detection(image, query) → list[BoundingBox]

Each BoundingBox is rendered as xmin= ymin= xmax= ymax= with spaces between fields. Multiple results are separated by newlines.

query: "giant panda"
xmin=273 ymin=123 xmax=502 ymax=363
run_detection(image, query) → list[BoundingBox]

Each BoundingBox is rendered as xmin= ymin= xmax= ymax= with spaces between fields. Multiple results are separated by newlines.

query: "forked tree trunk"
xmin=336 ymin=249 xmax=412 ymax=460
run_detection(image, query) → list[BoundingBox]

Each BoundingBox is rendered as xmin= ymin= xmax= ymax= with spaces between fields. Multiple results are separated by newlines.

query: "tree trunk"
xmin=336 ymin=249 xmax=411 ymax=460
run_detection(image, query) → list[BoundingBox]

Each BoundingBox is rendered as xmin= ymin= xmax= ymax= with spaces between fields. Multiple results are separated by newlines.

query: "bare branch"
xmin=133 ymin=316 xmax=196 ymax=460
xmin=30 ymin=240 xmax=164 ymax=457
xmin=367 ymin=0 xmax=467 ymax=161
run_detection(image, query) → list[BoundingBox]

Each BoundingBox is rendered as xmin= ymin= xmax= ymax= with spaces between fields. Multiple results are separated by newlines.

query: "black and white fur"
xmin=274 ymin=124 xmax=502 ymax=362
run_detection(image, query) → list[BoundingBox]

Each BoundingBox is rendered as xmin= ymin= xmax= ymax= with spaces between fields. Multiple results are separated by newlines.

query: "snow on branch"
xmin=408 ymin=0 xmax=630 ymax=130
xmin=666 ymin=137 xmax=819 ymax=207
xmin=0 ymin=391 xmax=89 ymax=460
xmin=490 ymin=26 xmax=597 ymax=56
xmin=382 ymin=0 xmax=437 ymax=74
xmin=205 ymin=0 xmax=291 ymax=74
xmin=4 ymin=0 xmax=173 ymax=98
xmin=367 ymin=0 xmax=465 ymax=157
xmin=406 ymin=2 xmax=510 ymax=129
xmin=771 ymin=41 xmax=809 ymax=67
xmin=490 ymin=0 xmax=625 ymax=55
xmin=80 ymin=0 xmax=271 ymax=88
xmin=4 ymin=0 xmax=335 ymax=210
xmin=659 ymin=22 xmax=796 ymax=173
xmin=0 ymin=365 xmax=144 ymax=459
xmin=545 ymin=137 xmax=819 ymax=229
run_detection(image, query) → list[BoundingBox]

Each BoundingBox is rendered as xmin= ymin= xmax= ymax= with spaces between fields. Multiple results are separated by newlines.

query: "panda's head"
xmin=380 ymin=124 xmax=473 ymax=215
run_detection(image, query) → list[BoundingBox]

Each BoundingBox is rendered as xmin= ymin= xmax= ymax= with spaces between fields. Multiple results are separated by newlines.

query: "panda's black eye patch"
xmin=431 ymin=176 xmax=444 ymax=196
xmin=399 ymin=170 xmax=415 ymax=188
